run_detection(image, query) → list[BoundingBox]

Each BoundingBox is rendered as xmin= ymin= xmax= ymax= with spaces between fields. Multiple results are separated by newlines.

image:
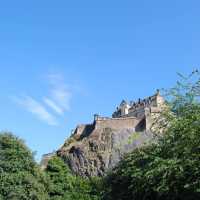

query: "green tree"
xmin=45 ymin=156 xmax=74 ymax=200
xmin=164 ymin=69 xmax=200 ymax=114
xmin=0 ymin=132 xmax=49 ymax=200
xmin=104 ymin=71 xmax=200 ymax=200
xmin=45 ymin=156 xmax=102 ymax=200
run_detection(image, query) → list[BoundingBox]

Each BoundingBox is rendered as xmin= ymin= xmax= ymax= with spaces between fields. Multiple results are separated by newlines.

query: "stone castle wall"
xmin=73 ymin=124 xmax=94 ymax=139
xmin=72 ymin=92 xmax=165 ymax=139
xmin=74 ymin=124 xmax=87 ymax=135
xmin=127 ymin=107 xmax=146 ymax=118
xmin=112 ymin=91 xmax=164 ymax=118
xmin=94 ymin=116 xmax=141 ymax=130
xmin=73 ymin=105 xmax=163 ymax=138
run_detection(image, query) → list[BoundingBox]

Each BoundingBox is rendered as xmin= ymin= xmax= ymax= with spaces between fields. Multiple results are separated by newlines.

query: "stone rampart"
xmin=94 ymin=116 xmax=140 ymax=130
xmin=74 ymin=124 xmax=87 ymax=135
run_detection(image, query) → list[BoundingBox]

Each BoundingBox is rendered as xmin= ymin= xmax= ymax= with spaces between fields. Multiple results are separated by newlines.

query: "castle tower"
xmin=155 ymin=89 xmax=165 ymax=107
xmin=112 ymin=91 xmax=165 ymax=118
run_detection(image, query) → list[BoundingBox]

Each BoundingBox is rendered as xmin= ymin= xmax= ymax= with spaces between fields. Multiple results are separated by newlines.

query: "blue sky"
xmin=0 ymin=0 xmax=198 ymax=161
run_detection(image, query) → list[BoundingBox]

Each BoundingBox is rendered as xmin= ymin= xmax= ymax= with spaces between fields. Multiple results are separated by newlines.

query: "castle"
xmin=41 ymin=91 xmax=165 ymax=176
xmin=112 ymin=89 xmax=164 ymax=118
xmin=73 ymin=90 xmax=165 ymax=138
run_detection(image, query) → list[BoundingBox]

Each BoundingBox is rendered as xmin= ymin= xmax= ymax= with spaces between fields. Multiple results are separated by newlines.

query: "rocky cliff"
xmin=42 ymin=92 xmax=164 ymax=177
xmin=56 ymin=117 xmax=155 ymax=177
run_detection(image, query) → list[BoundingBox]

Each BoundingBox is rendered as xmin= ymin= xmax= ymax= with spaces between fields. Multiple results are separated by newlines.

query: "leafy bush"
xmin=0 ymin=133 xmax=49 ymax=200
xmin=104 ymin=104 xmax=200 ymax=200
xmin=104 ymin=71 xmax=200 ymax=200
xmin=45 ymin=156 xmax=102 ymax=200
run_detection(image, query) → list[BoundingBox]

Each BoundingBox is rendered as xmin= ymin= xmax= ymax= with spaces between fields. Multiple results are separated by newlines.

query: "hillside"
xmin=42 ymin=91 xmax=164 ymax=177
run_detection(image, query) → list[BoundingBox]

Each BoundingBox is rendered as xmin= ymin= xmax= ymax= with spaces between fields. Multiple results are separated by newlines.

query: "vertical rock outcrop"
xmin=42 ymin=92 xmax=165 ymax=177
xmin=56 ymin=117 xmax=154 ymax=177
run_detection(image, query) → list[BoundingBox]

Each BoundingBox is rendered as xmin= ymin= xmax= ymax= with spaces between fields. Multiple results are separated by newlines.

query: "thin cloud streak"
xmin=43 ymin=97 xmax=64 ymax=115
xmin=50 ymin=87 xmax=71 ymax=111
xmin=15 ymin=96 xmax=58 ymax=126
xmin=45 ymin=72 xmax=72 ymax=113
xmin=13 ymin=72 xmax=74 ymax=126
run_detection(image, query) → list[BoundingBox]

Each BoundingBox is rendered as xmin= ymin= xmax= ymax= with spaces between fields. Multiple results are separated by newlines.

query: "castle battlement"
xmin=71 ymin=91 xmax=165 ymax=139
xmin=112 ymin=90 xmax=164 ymax=118
xmin=45 ymin=91 xmax=166 ymax=177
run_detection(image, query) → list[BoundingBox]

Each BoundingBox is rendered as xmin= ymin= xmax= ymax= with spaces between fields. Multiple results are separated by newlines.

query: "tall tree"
xmin=45 ymin=156 xmax=102 ymax=200
xmin=0 ymin=133 xmax=49 ymax=200
xmin=104 ymin=71 xmax=200 ymax=200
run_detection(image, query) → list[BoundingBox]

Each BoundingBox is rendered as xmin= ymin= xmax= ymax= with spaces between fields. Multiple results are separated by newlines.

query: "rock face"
xmin=40 ymin=152 xmax=56 ymax=170
xmin=43 ymin=91 xmax=165 ymax=177
xmin=57 ymin=124 xmax=153 ymax=177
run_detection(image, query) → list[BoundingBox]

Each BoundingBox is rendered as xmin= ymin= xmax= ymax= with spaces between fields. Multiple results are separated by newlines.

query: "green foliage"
xmin=104 ymin=104 xmax=200 ymax=200
xmin=62 ymin=176 xmax=102 ymax=200
xmin=45 ymin=156 xmax=102 ymax=200
xmin=103 ymin=71 xmax=200 ymax=200
xmin=164 ymin=69 xmax=200 ymax=114
xmin=45 ymin=156 xmax=73 ymax=199
xmin=0 ymin=133 xmax=48 ymax=200
xmin=0 ymin=133 xmax=103 ymax=200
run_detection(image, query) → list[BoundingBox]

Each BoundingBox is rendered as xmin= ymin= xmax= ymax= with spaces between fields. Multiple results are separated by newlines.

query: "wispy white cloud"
xmin=43 ymin=97 xmax=64 ymax=115
xmin=14 ymin=96 xmax=58 ymax=126
xmin=44 ymin=72 xmax=72 ymax=114
xmin=50 ymin=87 xmax=71 ymax=111
xmin=13 ymin=71 xmax=75 ymax=126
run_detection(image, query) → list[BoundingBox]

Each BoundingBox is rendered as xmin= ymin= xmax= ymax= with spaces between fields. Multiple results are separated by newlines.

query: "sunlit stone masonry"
xmin=42 ymin=90 xmax=165 ymax=177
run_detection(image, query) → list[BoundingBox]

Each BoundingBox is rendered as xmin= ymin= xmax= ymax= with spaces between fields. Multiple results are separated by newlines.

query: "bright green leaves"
xmin=104 ymin=71 xmax=200 ymax=200
xmin=45 ymin=156 xmax=102 ymax=200
xmin=0 ymin=133 xmax=49 ymax=200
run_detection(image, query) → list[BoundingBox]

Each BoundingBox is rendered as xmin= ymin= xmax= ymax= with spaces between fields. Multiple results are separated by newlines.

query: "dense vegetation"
xmin=103 ymin=70 xmax=200 ymax=200
xmin=0 ymin=134 xmax=102 ymax=200
xmin=103 ymin=103 xmax=200 ymax=200
xmin=1 ymin=71 xmax=200 ymax=199
xmin=0 ymin=133 xmax=49 ymax=200
xmin=46 ymin=156 xmax=102 ymax=200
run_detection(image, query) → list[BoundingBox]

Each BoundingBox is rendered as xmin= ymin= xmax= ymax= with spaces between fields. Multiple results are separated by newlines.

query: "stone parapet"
xmin=94 ymin=116 xmax=140 ymax=130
